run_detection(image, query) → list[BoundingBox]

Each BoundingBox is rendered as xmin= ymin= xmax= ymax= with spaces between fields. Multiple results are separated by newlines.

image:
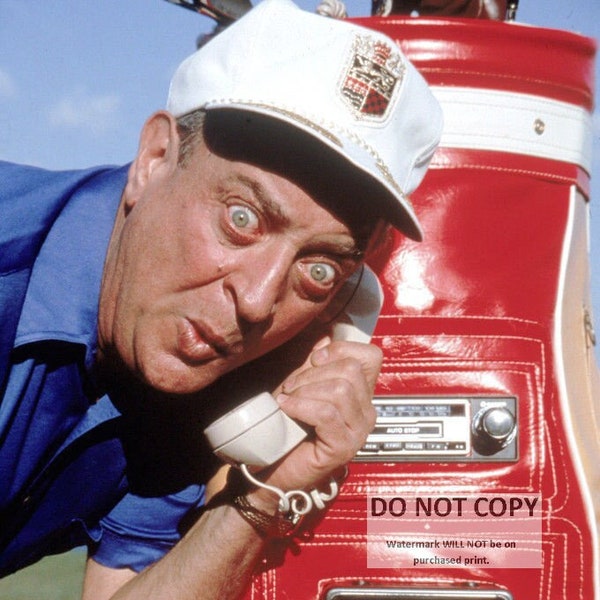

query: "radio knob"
xmin=482 ymin=407 xmax=515 ymax=439
xmin=472 ymin=407 xmax=516 ymax=455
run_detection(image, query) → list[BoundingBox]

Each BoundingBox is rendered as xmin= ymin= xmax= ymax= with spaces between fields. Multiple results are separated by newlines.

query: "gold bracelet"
xmin=232 ymin=494 xmax=302 ymax=538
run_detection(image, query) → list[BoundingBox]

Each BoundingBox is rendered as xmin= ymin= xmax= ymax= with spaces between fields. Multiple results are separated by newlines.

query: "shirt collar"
xmin=15 ymin=165 xmax=128 ymax=371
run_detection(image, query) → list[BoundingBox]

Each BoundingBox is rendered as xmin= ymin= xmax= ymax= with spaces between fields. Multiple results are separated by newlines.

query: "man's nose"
xmin=226 ymin=248 xmax=293 ymax=325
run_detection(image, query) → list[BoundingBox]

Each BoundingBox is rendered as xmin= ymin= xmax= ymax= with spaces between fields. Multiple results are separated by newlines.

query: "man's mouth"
xmin=177 ymin=317 xmax=243 ymax=363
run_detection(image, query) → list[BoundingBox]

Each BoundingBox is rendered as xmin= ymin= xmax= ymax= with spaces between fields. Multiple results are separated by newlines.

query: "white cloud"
xmin=0 ymin=67 xmax=17 ymax=98
xmin=49 ymin=87 xmax=121 ymax=135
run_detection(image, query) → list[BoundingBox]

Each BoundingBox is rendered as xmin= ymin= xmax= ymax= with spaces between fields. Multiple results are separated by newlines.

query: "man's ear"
xmin=124 ymin=111 xmax=180 ymax=210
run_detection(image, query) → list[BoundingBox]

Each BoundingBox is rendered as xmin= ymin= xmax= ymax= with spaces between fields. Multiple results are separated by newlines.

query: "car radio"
xmin=356 ymin=396 xmax=517 ymax=462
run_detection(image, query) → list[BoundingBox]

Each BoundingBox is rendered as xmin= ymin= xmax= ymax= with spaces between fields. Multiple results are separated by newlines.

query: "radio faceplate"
xmin=356 ymin=396 xmax=517 ymax=462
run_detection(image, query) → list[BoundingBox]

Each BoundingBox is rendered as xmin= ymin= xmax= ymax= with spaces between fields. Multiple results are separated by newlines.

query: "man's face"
xmin=99 ymin=117 xmax=363 ymax=395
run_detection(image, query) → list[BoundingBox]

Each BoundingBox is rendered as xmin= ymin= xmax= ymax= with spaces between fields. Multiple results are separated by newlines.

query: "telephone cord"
xmin=239 ymin=463 xmax=344 ymax=518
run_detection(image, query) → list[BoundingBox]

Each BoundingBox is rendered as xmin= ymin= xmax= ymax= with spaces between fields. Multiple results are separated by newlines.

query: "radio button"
xmin=383 ymin=442 xmax=403 ymax=451
xmin=404 ymin=442 xmax=425 ymax=451
xmin=361 ymin=442 xmax=381 ymax=452
xmin=449 ymin=442 xmax=467 ymax=451
xmin=427 ymin=442 xmax=448 ymax=451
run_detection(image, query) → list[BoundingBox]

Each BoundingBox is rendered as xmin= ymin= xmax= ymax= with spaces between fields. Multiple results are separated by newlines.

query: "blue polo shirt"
xmin=0 ymin=161 xmax=205 ymax=577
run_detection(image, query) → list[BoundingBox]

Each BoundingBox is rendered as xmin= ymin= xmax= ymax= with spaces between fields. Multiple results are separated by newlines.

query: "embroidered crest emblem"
xmin=340 ymin=35 xmax=405 ymax=120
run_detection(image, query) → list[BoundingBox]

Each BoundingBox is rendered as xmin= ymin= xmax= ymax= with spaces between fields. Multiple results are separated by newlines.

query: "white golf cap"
xmin=167 ymin=0 xmax=443 ymax=239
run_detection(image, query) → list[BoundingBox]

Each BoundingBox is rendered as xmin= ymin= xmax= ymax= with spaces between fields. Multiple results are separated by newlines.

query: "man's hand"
xmin=248 ymin=337 xmax=381 ymax=510
xmin=83 ymin=337 xmax=382 ymax=600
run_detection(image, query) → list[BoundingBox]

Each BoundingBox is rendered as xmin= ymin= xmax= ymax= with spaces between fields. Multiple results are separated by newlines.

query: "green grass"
xmin=0 ymin=550 xmax=86 ymax=599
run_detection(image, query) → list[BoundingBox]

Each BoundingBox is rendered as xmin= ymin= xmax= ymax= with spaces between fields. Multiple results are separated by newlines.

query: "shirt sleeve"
xmin=90 ymin=483 xmax=206 ymax=573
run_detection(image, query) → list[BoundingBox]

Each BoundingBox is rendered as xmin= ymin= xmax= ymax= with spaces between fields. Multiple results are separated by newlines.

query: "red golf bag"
xmin=243 ymin=14 xmax=599 ymax=600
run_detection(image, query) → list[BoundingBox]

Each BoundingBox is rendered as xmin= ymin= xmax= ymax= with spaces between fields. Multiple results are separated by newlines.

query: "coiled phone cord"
xmin=239 ymin=463 xmax=345 ymax=517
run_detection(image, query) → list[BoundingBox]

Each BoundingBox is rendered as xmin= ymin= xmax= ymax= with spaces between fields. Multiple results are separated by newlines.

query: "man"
xmin=0 ymin=0 xmax=442 ymax=597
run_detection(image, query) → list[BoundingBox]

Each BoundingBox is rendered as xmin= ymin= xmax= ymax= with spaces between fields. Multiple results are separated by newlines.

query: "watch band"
xmin=232 ymin=493 xmax=302 ymax=538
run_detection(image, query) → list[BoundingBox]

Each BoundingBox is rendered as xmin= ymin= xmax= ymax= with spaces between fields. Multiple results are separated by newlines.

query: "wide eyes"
xmin=309 ymin=263 xmax=337 ymax=286
xmin=228 ymin=205 xmax=259 ymax=232
xmin=223 ymin=202 xmax=346 ymax=299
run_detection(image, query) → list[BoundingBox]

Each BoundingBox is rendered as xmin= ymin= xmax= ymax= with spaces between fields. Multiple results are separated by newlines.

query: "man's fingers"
xmin=312 ymin=340 xmax=382 ymax=388
xmin=277 ymin=377 xmax=374 ymax=432
xmin=283 ymin=341 xmax=382 ymax=394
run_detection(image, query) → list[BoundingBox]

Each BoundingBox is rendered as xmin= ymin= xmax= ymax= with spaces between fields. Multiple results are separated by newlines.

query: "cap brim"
xmin=202 ymin=103 xmax=423 ymax=241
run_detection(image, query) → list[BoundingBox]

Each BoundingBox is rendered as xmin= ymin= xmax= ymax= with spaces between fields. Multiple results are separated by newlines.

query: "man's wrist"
xmin=224 ymin=467 xmax=302 ymax=538
xmin=231 ymin=493 xmax=302 ymax=538
xmin=224 ymin=464 xmax=349 ymax=539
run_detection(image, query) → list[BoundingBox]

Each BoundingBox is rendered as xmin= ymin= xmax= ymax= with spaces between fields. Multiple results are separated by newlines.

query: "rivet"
xmin=534 ymin=118 xmax=546 ymax=135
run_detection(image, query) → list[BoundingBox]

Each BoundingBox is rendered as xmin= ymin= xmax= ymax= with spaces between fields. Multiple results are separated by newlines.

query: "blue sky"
xmin=1 ymin=0 xmax=599 ymax=354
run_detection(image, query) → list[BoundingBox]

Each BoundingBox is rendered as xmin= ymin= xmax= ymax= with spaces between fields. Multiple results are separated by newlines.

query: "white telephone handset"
xmin=203 ymin=265 xmax=383 ymax=468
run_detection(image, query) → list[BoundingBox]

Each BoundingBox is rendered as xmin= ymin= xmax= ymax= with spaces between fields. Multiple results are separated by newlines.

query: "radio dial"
xmin=473 ymin=406 xmax=516 ymax=455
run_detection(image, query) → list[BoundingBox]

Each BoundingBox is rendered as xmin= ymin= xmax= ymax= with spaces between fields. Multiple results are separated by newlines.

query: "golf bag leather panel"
xmin=244 ymin=16 xmax=599 ymax=600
